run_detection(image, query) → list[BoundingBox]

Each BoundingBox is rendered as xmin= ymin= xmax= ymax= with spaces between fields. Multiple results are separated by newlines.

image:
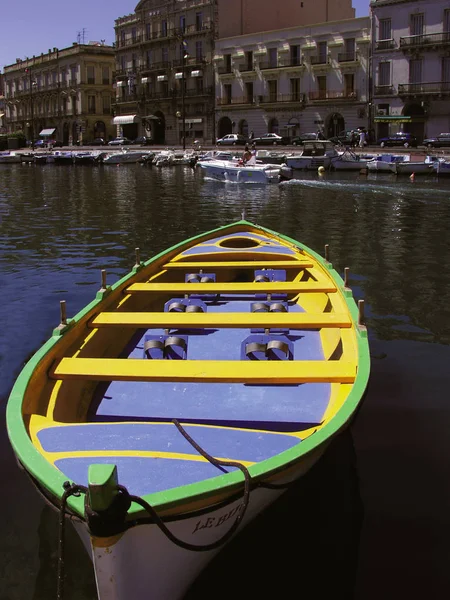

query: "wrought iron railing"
xmin=308 ymin=90 xmax=358 ymax=100
xmin=398 ymin=81 xmax=450 ymax=94
xmin=400 ymin=31 xmax=450 ymax=48
xmin=374 ymin=85 xmax=395 ymax=95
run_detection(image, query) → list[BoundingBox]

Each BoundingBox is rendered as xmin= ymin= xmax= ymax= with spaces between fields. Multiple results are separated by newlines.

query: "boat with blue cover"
xmin=7 ymin=220 xmax=370 ymax=599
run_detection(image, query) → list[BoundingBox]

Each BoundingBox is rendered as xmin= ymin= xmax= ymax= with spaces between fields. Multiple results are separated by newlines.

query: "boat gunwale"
xmin=6 ymin=219 xmax=370 ymax=519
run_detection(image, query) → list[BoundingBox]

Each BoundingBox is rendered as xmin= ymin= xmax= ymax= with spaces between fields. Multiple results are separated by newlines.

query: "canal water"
xmin=1 ymin=163 xmax=450 ymax=599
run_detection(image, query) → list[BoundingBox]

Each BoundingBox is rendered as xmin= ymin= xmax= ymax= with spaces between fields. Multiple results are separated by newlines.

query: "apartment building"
xmin=371 ymin=0 xmax=450 ymax=141
xmin=0 ymin=74 xmax=5 ymax=133
xmin=218 ymin=0 xmax=356 ymax=38
xmin=3 ymin=43 xmax=115 ymax=144
xmin=215 ymin=17 xmax=370 ymax=141
xmin=114 ymin=0 xmax=217 ymax=145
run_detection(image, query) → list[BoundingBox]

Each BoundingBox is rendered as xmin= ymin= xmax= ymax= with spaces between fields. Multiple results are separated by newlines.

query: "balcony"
xmin=259 ymin=93 xmax=306 ymax=104
xmin=139 ymin=61 xmax=171 ymax=73
xmin=398 ymin=81 xmax=450 ymax=96
xmin=308 ymin=90 xmax=358 ymax=101
xmin=184 ymin=86 xmax=213 ymax=97
xmin=172 ymin=56 xmax=206 ymax=68
xmin=117 ymin=35 xmax=144 ymax=48
xmin=259 ymin=58 xmax=303 ymax=70
xmin=216 ymin=96 xmax=255 ymax=106
xmin=310 ymin=55 xmax=329 ymax=65
xmin=400 ymin=31 xmax=450 ymax=50
xmin=374 ymin=85 xmax=396 ymax=96
xmin=218 ymin=66 xmax=233 ymax=75
xmin=338 ymin=52 xmax=358 ymax=63
xmin=172 ymin=23 xmax=212 ymax=37
xmin=375 ymin=39 xmax=396 ymax=51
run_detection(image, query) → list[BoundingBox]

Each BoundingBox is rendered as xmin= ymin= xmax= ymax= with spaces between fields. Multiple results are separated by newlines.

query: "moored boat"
xmin=366 ymin=153 xmax=408 ymax=173
xmin=285 ymin=141 xmax=340 ymax=170
xmin=7 ymin=221 xmax=370 ymax=600
xmin=0 ymin=151 xmax=22 ymax=164
xmin=197 ymin=156 xmax=281 ymax=183
xmin=330 ymin=149 xmax=375 ymax=171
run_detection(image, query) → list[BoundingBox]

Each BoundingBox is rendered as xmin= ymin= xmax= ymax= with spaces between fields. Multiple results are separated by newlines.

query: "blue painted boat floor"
xmin=91 ymin=298 xmax=330 ymax=428
xmin=40 ymin=422 xmax=303 ymax=497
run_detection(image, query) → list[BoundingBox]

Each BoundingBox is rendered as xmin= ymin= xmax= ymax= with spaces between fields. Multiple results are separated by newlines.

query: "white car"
xmin=216 ymin=134 xmax=248 ymax=146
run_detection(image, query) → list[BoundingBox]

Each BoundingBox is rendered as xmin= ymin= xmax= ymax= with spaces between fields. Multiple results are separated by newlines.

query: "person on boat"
xmin=358 ymin=129 xmax=366 ymax=148
xmin=241 ymin=144 xmax=253 ymax=164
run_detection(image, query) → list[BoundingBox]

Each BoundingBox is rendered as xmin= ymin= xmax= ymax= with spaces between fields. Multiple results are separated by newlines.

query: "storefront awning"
xmin=142 ymin=115 xmax=160 ymax=120
xmin=116 ymin=81 xmax=126 ymax=87
xmin=113 ymin=115 xmax=140 ymax=125
xmin=0 ymin=113 xmax=5 ymax=118
xmin=157 ymin=75 xmax=167 ymax=82
xmin=191 ymin=70 xmax=202 ymax=77
xmin=39 ymin=128 xmax=56 ymax=136
xmin=141 ymin=77 xmax=149 ymax=83
xmin=175 ymin=72 xmax=183 ymax=79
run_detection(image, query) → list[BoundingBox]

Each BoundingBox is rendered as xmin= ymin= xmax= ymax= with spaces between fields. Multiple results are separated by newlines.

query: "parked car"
xmin=87 ymin=138 xmax=106 ymax=146
xmin=422 ymin=133 xmax=450 ymax=148
xmin=252 ymin=133 xmax=288 ymax=145
xmin=216 ymin=134 xmax=248 ymax=146
xmin=291 ymin=133 xmax=319 ymax=146
xmin=377 ymin=132 xmax=417 ymax=148
xmin=108 ymin=137 xmax=133 ymax=146
xmin=131 ymin=136 xmax=154 ymax=145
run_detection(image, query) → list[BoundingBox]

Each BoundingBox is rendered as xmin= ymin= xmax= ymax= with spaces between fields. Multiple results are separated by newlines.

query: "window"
xmin=196 ymin=41 xmax=203 ymax=60
xmin=87 ymin=66 xmax=95 ymax=85
xmin=224 ymin=54 xmax=232 ymax=72
xmin=268 ymin=79 xmax=278 ymax=101
xmin=344 ymin=38 xmax=355 ymax=60
xmin=268 ymin=48 xmax=278 ymax=68
xmin=317 ymin=75 xmax=327 ymax=98
xmin=245 ymin=81 xmax=254 ymax=102
xmin=443 ymin=57 xmax=450 ymax=83
xmin=196 ymin=78 xmax=203 ymax=93
xmin=132 ymin=54 xmax=137 ymax=69
xmin=245 ymin=51 xmax=253 ymax=71
xmin=224 ymin=83 xmax=232 ymax=104
xmin=162 ymin=47 xmax=168 ymax=64
xmin=344 ymin=73 xmax=354 ymax=96
xmin=146 ymin=23 xmax=151 ymax=40
xmin=102 ymin=67 xmax=109 ymax=85
xmin=318 ymin=41 xmax=327 ymax=63
xmin=409 ymin=58 xmax=423 ymax=84
xmin=131 ymin=27 xmax=137 ymax=43
xmin=180 ymin=15 xmax=186 ymax=32
xmin=290 ymin=45 xmax=301 ymax=66
xmin=146 ymin=50 xmax=152 ymax=67
xmin=161 ymin=20 xmax=167 ymax=37
xmin=411 ymin=13 xmax=424 ymax=36
xmin=290 ymin=78 xmax=300 ymax=100
xmin=88 ymin=95 xmax=96 ymax=114
xmin=379 ymin=18 xmax=392 ymax=41
xmin=196 ymin=12 xmax=203 ymax=31
xmin=445 ymin=9 xmax=450 ymax=34
xmin=120 ymin=31 xmax=126 ymax=46
xmin=61 ymin=71 xmax=66 ymax=85
xmin=269 ymin=118 xmax=279 ymax=134
xmin=70 ymin=66 xmax=77 ymax=84
xmin=52 ymin=71 xmax=57 ymax=84
xmin=102 ymin=95 xmax=111 ymax=114
xmin=379 ymin=61 xmax=391 ymax=86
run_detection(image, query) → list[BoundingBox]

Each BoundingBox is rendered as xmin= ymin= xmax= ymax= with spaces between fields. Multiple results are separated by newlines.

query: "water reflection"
xmin=1 ymin=164 xmax=450 ymax=599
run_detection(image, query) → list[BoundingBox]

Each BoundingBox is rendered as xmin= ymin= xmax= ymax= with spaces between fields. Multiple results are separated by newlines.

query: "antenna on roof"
xmin=77 ymin=28 xmax=87 ymax=44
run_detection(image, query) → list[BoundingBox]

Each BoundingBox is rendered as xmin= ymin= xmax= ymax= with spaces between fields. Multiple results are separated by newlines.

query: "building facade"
xmin=371 ymin=0 xmax=450 ymax=141
xmin=215 ymin=17 xmax=370 ymax=141
xmin=113 ymin=0 xmax=217 ymax=145
xmin=3 ymin=43 xmax=115 ymax=144
xmin=218 ymin=0 xmax=356 ymax=38
xmin=0 ymin=74 xmax=5 ymax=133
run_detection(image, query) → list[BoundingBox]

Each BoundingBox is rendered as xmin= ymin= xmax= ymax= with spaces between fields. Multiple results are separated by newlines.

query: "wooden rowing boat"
xmin=7 ymin=220 xmax=370 ymax=599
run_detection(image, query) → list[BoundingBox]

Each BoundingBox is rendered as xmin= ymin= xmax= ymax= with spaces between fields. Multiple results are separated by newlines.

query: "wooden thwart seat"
xmin=91 ymin=312 xmax=352 ymax=329
xmin=52 ymin=358 xmax=356 ymax=384
xmin=126 ymin=282 xmax=337 ymax=294
xmin=163 ymin=260 xmax=314 ymax=269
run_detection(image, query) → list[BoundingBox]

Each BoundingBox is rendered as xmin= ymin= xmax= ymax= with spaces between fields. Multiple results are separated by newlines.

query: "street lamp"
xmin=176 ymin=37 xmax=189 ymax=150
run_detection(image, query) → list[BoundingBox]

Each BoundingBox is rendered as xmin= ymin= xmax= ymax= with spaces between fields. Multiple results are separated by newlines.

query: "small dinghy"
xmin=7 ymin=220 xmax=370 ymax=600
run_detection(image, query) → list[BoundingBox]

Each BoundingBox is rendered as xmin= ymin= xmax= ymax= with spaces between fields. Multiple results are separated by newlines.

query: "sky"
xmin=0 ymin=0 xmax=370 ymax=72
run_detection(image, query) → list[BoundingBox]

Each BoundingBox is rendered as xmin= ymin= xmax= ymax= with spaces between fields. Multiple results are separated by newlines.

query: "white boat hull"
xmin=395 ymin=162 xmax=435 ymax=175
xmin=366 ymin=160 xmax=398 ymax=173
xmin=198 ymin=160 xmax=280 ymax=183
xmin=331 ymin=159 xmax=368 ymax=171
xmin=0 ymin=153 xmax=22 ymax=164
xmin=285 ymin=156 xmax=333 ymax=170
xmin=75 ymin=448 xmax=325 ymax=600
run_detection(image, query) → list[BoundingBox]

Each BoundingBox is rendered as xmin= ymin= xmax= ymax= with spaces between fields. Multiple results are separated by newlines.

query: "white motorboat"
xmin=153 ymin=150 xmax=175 ymax=167
xmin=285 ymin=141 xmax=340 ymax=171
xmin=103 ymin=149 xmax=152 ymax=165
xmin=0 ymin=151 xmax=22 ymax=164
xmin=395 ymin=155 xmax=437 ymax=175
xmin=366 ymin=154 xmax=409 ymax=173
xmin=330 ymin=149 xmax=375 ymax=171
xmin=435 ymin=160 xmax=450 ymax=176
xmin=197 ymin=154 xmax=281 ymax=183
